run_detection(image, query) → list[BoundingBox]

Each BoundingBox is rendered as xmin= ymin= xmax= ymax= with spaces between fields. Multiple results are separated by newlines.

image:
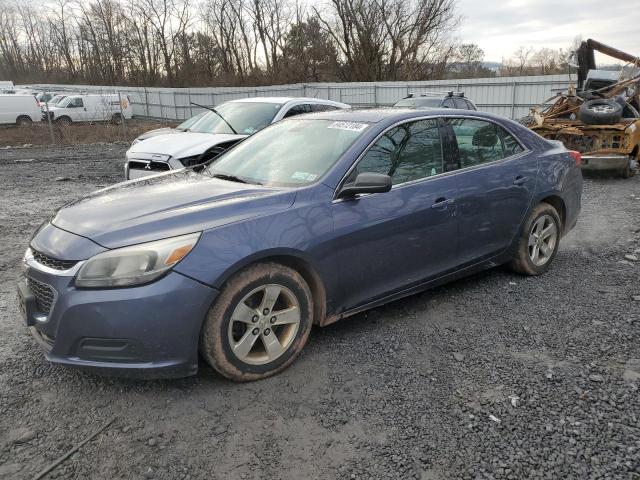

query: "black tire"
xmin=200 ymin=262 xmax=313 ymax=382
xmin=622 ymin=157 xmax=637 ymax=179
xmin=579 ymin=99 xmax=623 ymax=125
xmin=509 ymin=203 xmax=562 ymax=276
xmin=56 ymin=116 xmax=72 ymax=126
xmin=111 ymin=113 xmax=123 ymax=124
xmin=16 ymin=115 xmax=32 ymax=127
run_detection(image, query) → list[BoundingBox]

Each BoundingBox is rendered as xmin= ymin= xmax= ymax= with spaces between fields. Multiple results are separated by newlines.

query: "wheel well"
xmin=540 ymin=195 xmax=566 ymax=231
xmin=631 ymin=145 xmax=639 ymax=159
xmin=256 ymin=255 xmax=327 ymax=326
xmin=16 ymin=115 xmax=31 ymax=121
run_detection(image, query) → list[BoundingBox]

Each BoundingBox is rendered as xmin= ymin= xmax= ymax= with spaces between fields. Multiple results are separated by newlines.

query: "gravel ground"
xmin=0 ymin=144 xmax=639 ymax=480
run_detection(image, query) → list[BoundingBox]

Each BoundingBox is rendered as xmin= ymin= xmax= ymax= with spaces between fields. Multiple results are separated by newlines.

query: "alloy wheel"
xmin=528 ymin=214 xmax=558 ymax=266
xmin=227 ymin=284 xmax=301 ymax=365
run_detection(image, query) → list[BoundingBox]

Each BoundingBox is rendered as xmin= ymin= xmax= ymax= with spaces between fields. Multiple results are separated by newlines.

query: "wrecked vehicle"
xmin=527 ymin=39 xmax=640 ymax=178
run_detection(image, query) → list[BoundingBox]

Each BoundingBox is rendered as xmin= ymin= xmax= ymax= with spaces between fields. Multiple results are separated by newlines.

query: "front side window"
xmin=207 ymin=119 xmax=368 ymax=186
xmin=58 ymin=96 xmax=83 ymax=108
xmin=447 ymin=118 xmax=523 ymax=168
xmin=442 ymin=98 xmax=455 ymax=108
xmin=348 ymin=119 xmax=443 ymax=185
xmin=283 ymin=104 xmax=312 ymax=118
xmin=453 ymin=98 xmax=469 ymax=109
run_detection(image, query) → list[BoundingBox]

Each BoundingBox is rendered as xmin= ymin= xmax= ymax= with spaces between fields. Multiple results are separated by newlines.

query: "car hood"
xmin=51 ymin=169 xmax=296 ymax=250
xmin=127 ymin=131 xmax=247 ymax=159
xmin=134 ymin=127 xmax=176 ymax=143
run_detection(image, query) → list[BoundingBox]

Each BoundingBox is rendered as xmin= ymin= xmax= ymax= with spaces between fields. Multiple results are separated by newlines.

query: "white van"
xmin=0 ymin=94 xmax=42 ymax=126
xmin=47 ymin=94 xmax=133 ymax=125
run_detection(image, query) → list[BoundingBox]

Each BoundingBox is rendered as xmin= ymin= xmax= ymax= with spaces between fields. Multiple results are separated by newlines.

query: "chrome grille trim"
xmin=23 ymin=248 xmax=86 ymax=277
xmin=32 ymin=249 xmax=77 ymax=270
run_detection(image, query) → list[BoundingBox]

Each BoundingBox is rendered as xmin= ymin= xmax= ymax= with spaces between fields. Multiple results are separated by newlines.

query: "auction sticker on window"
xmin=327 ymin=121 xmax=369 ymax=132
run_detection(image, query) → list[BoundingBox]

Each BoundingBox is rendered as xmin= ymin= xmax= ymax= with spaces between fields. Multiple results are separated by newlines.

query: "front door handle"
xmin=431 ymin=197 xmax=455 ymax=209
xmin=513 ymin=176 xmax=529 ymax=186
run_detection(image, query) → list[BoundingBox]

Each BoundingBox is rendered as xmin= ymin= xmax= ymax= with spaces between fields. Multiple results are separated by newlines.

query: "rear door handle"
xmin=431 ymin=197 xmax=455 ymax=209
xmin=513 ymin=176 xmax=529 ymax=186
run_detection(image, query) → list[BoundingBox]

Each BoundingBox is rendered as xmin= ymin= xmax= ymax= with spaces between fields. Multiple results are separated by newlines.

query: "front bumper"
xmin=580 ymin=154 xmax=634 ymax=172
xmin=19 ymin=264 xmax=218 ymax=379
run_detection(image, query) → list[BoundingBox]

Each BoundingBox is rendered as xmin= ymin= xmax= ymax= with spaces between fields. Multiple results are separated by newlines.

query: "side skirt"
xmin=320 ymin=253 xmax=510 ymax=327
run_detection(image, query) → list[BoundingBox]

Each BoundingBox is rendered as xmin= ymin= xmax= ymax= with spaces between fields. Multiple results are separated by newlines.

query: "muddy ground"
xmin=0 ymin=144 xmax=639 ymax=480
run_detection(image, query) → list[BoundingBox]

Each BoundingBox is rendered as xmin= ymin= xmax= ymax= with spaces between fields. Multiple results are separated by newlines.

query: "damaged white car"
xmin=125 ymin=97 xmax=350 ymax=179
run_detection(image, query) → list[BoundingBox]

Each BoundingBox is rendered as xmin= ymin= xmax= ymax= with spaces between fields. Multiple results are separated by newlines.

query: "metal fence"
xmin=31 ymin=74 xmax=571 ymax=121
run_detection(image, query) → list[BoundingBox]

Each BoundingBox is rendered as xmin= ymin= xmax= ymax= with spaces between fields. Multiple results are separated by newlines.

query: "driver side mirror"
xmin=338 ymin=172 xmax=392 ymax=199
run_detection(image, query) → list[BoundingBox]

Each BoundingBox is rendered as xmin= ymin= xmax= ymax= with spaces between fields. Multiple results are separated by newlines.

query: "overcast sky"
xmin=455 ymin=0 xmax=639 ymax=62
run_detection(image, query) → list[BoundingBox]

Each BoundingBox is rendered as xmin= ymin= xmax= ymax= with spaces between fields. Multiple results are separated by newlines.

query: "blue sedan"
xmin=18 ymin=109 xmax=582 ymax=380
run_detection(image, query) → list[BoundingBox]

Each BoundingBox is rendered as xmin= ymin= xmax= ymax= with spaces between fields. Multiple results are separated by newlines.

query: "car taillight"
xmin=568 ymin=150 xmax=581 ymax=165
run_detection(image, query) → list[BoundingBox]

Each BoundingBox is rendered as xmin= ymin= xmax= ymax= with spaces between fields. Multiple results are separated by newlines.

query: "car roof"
xmin=299 ymin=107 xmax=498 ymax=124
xmin=228 ymin=97 xmax=347 ymax=106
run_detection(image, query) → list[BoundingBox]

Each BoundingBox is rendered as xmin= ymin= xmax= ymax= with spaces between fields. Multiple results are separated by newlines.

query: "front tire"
xmin=56 ymin=116 xmax=72 ymax=126
xmin=509 ymin=203 xmax=561 ymax=276
xmin=622 ymin=157 xmax=637 ymax=178
xmin=200 ymin=262 xmax=313 ymax=382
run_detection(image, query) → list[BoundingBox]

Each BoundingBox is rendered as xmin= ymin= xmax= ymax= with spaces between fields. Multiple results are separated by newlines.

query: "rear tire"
xmin=16 ymin=115 xmax=32 ymax=127
xmin=509 ymin=203 xmax=561 ymax=276
xmin=111 ymin=113 xmax=123 ymax=124
xmin=200 ymin=262 xmax=313 ymax=382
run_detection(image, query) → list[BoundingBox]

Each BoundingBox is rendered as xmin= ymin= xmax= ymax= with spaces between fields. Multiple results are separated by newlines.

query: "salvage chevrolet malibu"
xmin=18 ymin=109 xmax=582 ymax=381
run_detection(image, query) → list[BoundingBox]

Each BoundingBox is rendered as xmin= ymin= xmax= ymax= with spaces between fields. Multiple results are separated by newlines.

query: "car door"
xmin=67 ymin=97 xmax=87 ymax=121
xmin=444 ymin=117 xmax=537 ymax=265
xmin=331 ymin=118 xmax=461 ymax=311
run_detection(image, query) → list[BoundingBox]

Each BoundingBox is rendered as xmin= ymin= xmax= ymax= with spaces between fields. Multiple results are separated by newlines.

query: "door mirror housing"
xmin=338 ymin=172 xmax=392 ymax=199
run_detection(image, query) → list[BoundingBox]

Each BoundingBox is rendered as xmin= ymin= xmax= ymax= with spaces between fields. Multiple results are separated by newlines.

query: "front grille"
xmin=129 ymin=160 xmax=170 ymax=172
xmin=27 ymin=277 xmax=55 ymax=314
xmin=32 ymin=249 xmax=77 ymax=270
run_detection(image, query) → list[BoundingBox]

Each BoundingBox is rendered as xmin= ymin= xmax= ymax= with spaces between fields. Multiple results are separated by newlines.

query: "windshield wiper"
xmin=190 ymin=101 xmax=238 ymax=134
xmin=211 ymin=173 xmax=263 ymax=185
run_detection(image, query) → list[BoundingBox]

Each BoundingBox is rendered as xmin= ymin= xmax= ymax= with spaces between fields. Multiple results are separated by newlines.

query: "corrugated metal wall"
xmin=32 ymin=74 xmax=571 ymax=121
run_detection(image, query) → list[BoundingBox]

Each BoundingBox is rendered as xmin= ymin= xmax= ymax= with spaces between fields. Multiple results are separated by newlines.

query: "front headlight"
xmin=75 ymin=233 xmax=200 ymax=288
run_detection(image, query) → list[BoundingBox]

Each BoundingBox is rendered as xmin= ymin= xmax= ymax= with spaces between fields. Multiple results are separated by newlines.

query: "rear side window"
xmin=283 ymin=104 xmax=312 ymax=118
xmin=349 ymin=119 xmax=443 ymax=185
xmin=447 ymin=118 xmax=523 ymax=168
xmin=311 ymin=104 xmax=340 ymax=112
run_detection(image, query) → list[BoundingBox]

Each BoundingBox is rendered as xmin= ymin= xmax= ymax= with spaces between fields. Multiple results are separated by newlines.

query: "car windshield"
xmin=178 ymin=112 xmax=208 ymax=131
xmin=189 ymin=102 xmax=282 ymax=135
xmin=49 ymin=95 xmax=66 ymax=105
xmin=57 ymin=96 xmax=75 ymax=108
xmin=394 ymin=97 xmax=443 ymax=108
xmin=207 ymin=119 xmax=369 ymax=186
